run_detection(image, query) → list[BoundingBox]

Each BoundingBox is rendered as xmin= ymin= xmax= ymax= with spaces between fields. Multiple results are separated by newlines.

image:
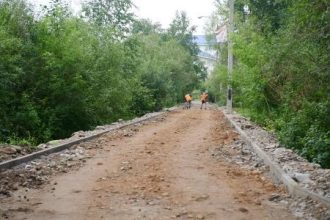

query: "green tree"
xmin=210 ymin=0 xmax=330 ymax=167
xmin=166 ymin=11 xmax=207 ymax=83
xmin=0 ymin=0 xmax=207 ymax=151
xmin=82 ymin=0 xmax=134 ymax=37
xmin=132 ymin=18 xmax=162 ymax=35
xmin=0 ymin=0 xmax=40 ymax=142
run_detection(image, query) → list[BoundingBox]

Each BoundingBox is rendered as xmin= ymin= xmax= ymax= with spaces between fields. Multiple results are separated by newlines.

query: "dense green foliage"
xmin=208 ymin=0 xmax=329 ymax=167
xmin=0 ymin=0 xmax=205 ymax=145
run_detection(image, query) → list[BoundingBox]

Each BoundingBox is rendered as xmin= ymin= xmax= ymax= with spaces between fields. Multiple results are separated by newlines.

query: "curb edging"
xmin=0 ymin=109 xmax=173 ymax=170
xmin=222 ymin=109 xmax=330 ymax=209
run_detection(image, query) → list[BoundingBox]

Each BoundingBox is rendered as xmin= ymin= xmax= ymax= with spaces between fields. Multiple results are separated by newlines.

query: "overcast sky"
xmin=133 ymin=0 xmax=215 ymax=34
xmin=30 ymin=0 xmax=216 ymax=34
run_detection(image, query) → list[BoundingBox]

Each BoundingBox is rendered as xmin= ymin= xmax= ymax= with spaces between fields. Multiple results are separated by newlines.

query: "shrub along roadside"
xmin=0 ymin=0 xmax=205 ymax=146
xmin=206 ymin=0 xmax=329 ymax=168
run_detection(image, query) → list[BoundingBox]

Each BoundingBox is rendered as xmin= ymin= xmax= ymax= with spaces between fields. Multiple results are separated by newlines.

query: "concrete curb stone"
xmin=0 ymin=107 xmax=177 ymax=171
xmin=221 ymin=108 xmax=330 ymax=209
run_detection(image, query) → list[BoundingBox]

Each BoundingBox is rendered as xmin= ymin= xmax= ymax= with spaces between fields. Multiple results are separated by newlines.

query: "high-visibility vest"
xmin=200 ymin=93 xmax=208 ymax=101
xmin=185 ymin=94 xmax=192 ymax=101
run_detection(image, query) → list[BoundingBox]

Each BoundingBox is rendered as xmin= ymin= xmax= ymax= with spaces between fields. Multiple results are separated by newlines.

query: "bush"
xmin=0 ymin=1 xmax=204 ymax=146
xmin=278 ymin=101 xmax=330 ymax=167
xmin=209 ymin=0 xmax=330 ymax=167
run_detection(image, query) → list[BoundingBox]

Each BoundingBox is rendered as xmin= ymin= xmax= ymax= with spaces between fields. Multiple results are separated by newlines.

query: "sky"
xmin=133 ymin=0 xmax=215 ymax=34
xmin=30 ymin=0 xmax=216 ymax=34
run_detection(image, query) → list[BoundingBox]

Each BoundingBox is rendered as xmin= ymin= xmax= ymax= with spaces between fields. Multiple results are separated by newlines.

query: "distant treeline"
xmin=207 ymin=0 xmax=329 ymax=168
xmin=0 ymin=0 xmax=206 ymax=145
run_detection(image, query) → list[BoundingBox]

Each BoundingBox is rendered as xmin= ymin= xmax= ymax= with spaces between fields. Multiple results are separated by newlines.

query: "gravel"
xmin=220 ymin=109 xmax=330 ymax=220
xmin=0 ymin=114 xmax=167 ymax=200
xmin=227 ymin=111 xmax=329 ymax=198
xmin=0 ymin=111 xmax=168 ymax=164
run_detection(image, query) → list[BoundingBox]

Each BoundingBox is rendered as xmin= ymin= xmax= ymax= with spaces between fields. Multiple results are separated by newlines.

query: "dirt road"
xmin=1 ymin=104 xmax=296 ymax=220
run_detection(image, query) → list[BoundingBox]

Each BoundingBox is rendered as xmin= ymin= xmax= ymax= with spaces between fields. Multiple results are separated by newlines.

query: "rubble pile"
xmin=0 ymin=145 xmax=89 ymax=199
xmin=221 ymin=109 xmax=330 ymax=219
xmin=0 ymin=115 xmax=167 ymax=199
xmin=0 ymin=145 xmax=35 ymax=163
xmin=230 ymin=114 xmax=329 ymax=199
xmin=212 ymin=138 xmax=329 ymax=219
xmin=0 ymin=111 xmax=166 ymax=163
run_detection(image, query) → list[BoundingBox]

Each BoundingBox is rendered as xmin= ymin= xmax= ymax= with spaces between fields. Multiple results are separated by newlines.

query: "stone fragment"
xmin=291 ymin=173 xmax=312 ymax=184
xmin=194 ymin=194 xmax=209 ymax=202
xmin=268 ymin=194 xmax=281 ymax=202
xmin=0 ymin=146 xmax=17 ymax=154
xmin=238 ymin=207 xmax=249 ymax=213
xmin=196 ymin=214 xmax=205 ymax=219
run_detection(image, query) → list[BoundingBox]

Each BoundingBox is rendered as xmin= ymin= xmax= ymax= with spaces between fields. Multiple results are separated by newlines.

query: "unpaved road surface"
xmin=1 ymin=104 xmax=296 ymax=220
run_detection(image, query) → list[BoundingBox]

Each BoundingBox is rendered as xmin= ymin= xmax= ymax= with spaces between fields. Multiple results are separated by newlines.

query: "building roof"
xmin=193 ymin=35 xmax=216 ymax=46
xmin=198 ymin=50 xmax=217 ymax=61
xmin=215 ymin=25 xmax=227 ymax=43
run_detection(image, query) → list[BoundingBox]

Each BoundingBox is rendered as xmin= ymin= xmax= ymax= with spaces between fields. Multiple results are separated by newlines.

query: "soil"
xmin=224 ymin=110 xmax=330 ymax=199
xmin=1 ymin=104 xmax=297 ymax=220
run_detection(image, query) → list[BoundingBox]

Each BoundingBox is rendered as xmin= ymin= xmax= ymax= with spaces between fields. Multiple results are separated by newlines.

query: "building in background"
xmin=215 ymin=25 xmax=227 ymax=43
xmin=193 ymin=35 xmax=217 ymax=76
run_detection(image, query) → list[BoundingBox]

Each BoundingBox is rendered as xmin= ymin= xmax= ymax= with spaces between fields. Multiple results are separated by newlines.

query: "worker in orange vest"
xmin=200 ymin=91 xmax=208 ymax=110
xmin=184 ymin=94 xmax=192 ymax=109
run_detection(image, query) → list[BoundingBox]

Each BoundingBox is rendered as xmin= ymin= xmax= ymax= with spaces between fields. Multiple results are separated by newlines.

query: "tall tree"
xmin=166 ymin=11 xmax=199 ymax=56
xmin=208 ymin=0 xmax=330 ymax=167
xmin=165 ymin=11 xmax=207 ymax=82
xmin=82 ymin=0 xmax=134 ymax=37
xmin=0 ymin=0 xmax=39 ymax=142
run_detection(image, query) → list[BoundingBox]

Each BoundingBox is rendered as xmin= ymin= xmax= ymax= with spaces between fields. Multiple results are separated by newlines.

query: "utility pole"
xmin=227 ymin=0 xmax=234 ymax=112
